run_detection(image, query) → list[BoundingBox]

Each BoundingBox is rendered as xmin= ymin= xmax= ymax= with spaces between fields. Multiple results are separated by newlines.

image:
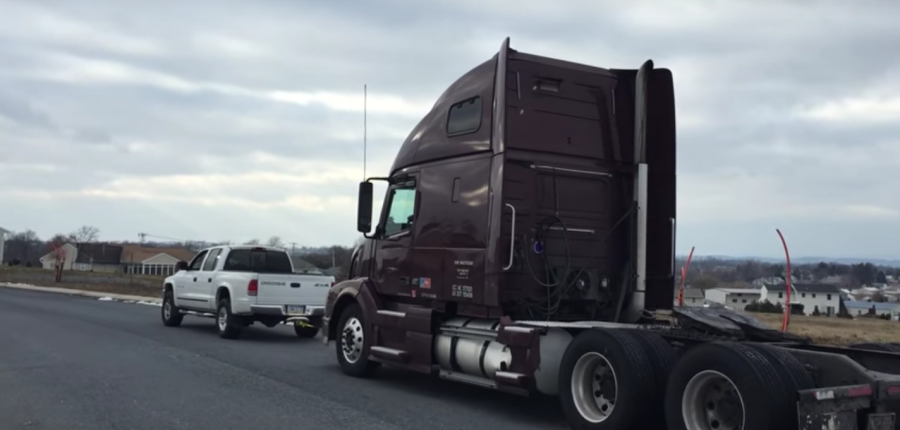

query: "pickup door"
xmin=223 ymin=248 xmax=333 ymax=308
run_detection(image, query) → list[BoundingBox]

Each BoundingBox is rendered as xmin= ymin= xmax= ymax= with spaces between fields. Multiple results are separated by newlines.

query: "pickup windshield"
xmin=222 ymin=249 xmax=293 ymax=274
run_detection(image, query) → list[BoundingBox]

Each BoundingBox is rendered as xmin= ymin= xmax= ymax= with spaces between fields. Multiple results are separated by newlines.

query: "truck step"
xmin=370 ymin=346 xmax=410 ymax=363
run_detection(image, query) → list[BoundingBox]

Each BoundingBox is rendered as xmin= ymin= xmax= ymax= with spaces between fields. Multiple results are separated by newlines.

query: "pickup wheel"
xmin=216 ymin=298 xmax=242 ymax=339
xmin=335 ymin=302 xmax=379 ymax=377
xmin=161 ymin=291 xmax=183 ymax=327
xmin=558 ymin=329 xmax=655 ymax=430
xmin=294 ymin=317 xmax=321 ymax=338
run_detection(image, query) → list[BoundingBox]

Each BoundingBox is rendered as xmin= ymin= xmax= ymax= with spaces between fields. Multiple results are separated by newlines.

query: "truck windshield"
xmin=222 ymin=249 xmax=293 ymax=274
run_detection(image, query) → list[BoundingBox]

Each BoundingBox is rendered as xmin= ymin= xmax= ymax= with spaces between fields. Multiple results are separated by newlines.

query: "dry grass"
xmin=750 ymin=312 xmax=900 ymax=346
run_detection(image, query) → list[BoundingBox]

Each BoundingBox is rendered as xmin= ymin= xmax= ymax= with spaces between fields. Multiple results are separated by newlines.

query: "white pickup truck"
xmin=160 ymin=245 xmax=335 ymax=339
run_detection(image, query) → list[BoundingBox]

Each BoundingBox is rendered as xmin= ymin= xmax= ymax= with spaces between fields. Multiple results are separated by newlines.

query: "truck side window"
xmin=202 ymin=248 xmax=221 ymax=271
xmin=383 ymin=187 xmax=416 ymax=237
xmin=446 ymin=96 xmax=481 ymax=136
xmin=187 ymin=250 xmax=208 ymax=271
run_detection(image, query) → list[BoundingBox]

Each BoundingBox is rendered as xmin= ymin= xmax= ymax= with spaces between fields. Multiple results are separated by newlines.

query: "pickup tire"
xmin=216 ymin=298 xmax=242 ymax=339
xmin=335 ymin=302 xmax=379 ymax=377
xmin=558 ymin=329 xmax=655 ymax=430
xmin=161 ymin=290 xmax=183 ymax=327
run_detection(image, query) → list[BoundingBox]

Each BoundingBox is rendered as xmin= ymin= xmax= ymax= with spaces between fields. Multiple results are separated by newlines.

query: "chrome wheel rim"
xmin=571 ymin=352 xmax=618 ymax=423
xmin=341 ymin=317 xmax=364 ymax=364
xmin=163 ymin=300 xmax=172 ymax=320
xmin=218 ymin=307 xmax=228 ymax=332
xmin=682 ymin=370 xmax=746 ymax=430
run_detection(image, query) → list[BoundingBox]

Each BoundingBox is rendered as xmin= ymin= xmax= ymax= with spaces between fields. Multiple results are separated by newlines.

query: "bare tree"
xmin=5 ymin=230 xmax=43 ymax=265
xmin=266 ymin=236 xmax=284 ymax=248
xmin=69 ymin=225 xmax=100 ymax=244
xmin=244 ymin=238 xmax=260 ymax=245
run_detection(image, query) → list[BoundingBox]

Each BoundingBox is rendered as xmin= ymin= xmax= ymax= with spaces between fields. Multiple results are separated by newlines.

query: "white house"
xmin=38 ymin=243 xmax=78 ymax=271
xmin=674 ymin=288 xmax=708 ymax=307
xmin=704 ymin=288 xmax=762 ymax=311
xmin=0 ymin=226 xmax=9 ymax=264
xmin=759 ymin=283 xmax=840 ymax=316
xmin=844 ymin=301 xmax=900 ymax=320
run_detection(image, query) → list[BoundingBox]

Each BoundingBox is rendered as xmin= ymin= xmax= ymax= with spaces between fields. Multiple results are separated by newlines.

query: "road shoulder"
xmin=0 ymin=282 xmax=160 ymax=303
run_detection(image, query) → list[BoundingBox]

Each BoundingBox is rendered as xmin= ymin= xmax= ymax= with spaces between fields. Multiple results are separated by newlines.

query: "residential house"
xmin=291 ymin=256 xmax=324 ymax=275
xmin=820 ymin=275 xmax=845 ymax=285
xmin=120 ymin=244 xmax=197 ymax=277
xmin=73 ymin=243 xmax=124 ymax=273
xmin=843 ymin=301 xmax=900 ymax=320
xmin=38 ymin=243 xmax=78 ymax=271
xmin=0 ymin=226 xmax=8 ymax=265
xmin=674 ymin=288 xmax=707 ymax=307
xmin=752 ymin=276 xmax=798 ymax=288
xmin=760 ymin=283 xmax=840 ymax=316
xmin=704 ymin=288 xmax=761 ymax=311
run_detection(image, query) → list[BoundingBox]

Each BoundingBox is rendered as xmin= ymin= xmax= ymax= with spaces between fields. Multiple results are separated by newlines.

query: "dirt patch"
xmin=750 ymin=312 xmax=900 ymax=345
xmin=0 ymin=267 xmax=161 ymax=298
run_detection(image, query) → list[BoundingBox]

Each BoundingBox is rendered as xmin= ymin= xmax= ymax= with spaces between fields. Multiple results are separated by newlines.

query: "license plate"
xmin=285 ymin=305 xmax=306 ymax=315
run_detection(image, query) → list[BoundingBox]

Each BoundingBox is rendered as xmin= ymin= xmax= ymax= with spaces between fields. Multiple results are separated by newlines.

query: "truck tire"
xmin=664 ymin=342 xmax=795 ymax=430
xmin=335 ymin=302 xmax=379 ymax=377
xmin=161 ymin=290 xmax=183 ymax=327
xmin=216 ymin=298 xmax=242 ymax=339
xmin=624 ymin=329 xmax=677 ymax=429
xmin=558 ymin=329 xmax=655 ymax=430
xmin=850 ymin=342 xmax=900 ymax=353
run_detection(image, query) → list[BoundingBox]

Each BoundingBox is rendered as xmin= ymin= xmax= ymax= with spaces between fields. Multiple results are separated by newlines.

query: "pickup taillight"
xmin=248 ymin=279 xmax=258 ymax=296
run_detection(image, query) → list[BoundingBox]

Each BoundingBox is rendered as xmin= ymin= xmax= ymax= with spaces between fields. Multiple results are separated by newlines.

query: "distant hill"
xmin=685 ymin=255 xmax=900 ymax=268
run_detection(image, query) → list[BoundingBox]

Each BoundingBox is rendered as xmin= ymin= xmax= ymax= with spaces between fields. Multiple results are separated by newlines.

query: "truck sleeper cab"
xmin=323 ymin=39 xmax=900 ymax=430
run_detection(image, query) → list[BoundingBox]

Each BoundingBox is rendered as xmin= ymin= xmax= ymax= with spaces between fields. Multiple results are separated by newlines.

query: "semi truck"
xmin=321 ymin=38 xmax=900 ymax=430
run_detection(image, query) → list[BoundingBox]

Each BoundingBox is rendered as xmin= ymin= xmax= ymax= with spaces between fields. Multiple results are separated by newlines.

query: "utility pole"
xmin=288 ymin=242 xmax=297 ymax=256
xmin=138 ymin=232 xmax=147 ymax=244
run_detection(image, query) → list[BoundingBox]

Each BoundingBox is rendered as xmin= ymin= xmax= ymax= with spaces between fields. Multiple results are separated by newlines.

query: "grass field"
xmin=750 ymin=312 xmax=900 ymax=346
xmin=2 ymin=267 xmax=898 ymax=346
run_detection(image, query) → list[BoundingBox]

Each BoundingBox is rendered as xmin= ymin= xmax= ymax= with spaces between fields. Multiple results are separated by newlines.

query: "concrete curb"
xmin=0 ymin=282 xmax=161 ymax=303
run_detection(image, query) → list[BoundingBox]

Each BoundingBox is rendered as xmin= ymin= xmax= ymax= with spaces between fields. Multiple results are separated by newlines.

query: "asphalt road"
xmin=0 ymin=288 xmax=567 ymax=430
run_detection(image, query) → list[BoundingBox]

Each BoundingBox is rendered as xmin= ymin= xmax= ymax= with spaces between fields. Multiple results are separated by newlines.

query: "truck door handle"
xmin=193 ymin=277 xmax=197 ymax=282
xmin=208 ymin=278 xmax=212 ymax=283
xmin=503 ymin=203 xmax=516 ymax=271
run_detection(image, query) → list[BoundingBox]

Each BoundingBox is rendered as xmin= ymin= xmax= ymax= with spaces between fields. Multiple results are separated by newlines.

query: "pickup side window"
xmin=383 ymin=185 xmax=416 ymax=237
xmin=223 ymin=249 xmax=294 ymax=274
xmin=202 ymin=248 xmax=221 ymax=271
xmin=187 ymin=250 xmax=208 ymax=271
xmin=446 ymin=96 xmax=481 ymax=136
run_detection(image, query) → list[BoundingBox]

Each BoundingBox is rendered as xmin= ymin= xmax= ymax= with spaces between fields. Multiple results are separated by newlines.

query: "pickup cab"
xmin=160 ymin=245 xmax=335 ymax=339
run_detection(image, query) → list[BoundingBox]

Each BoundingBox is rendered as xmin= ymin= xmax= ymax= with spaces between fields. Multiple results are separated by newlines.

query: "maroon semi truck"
xmin=322 ymin=38 xmax=900 ymax=430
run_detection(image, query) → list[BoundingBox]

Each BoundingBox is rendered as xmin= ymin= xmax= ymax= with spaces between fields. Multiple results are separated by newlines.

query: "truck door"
xmin=195 ymin=247 xmax=222 ymax=309
xmin=373 ymin=177 xmax=417 ymax=296
xmin=176 ymin=249 xmax=208 ymax=308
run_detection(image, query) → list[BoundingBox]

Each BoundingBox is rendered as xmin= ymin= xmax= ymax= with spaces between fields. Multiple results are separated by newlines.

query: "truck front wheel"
xmin=335 ymin=302 xmax=379 ymax=377
xmin=161 ymin=290 xmax=183 ymax=327
xmin=558 ymin=329 xmax=655 ymax=430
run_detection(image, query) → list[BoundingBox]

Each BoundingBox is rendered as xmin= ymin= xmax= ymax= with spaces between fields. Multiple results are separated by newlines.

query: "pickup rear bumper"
xmin=248 ymin=305 xmax=325 ymax=318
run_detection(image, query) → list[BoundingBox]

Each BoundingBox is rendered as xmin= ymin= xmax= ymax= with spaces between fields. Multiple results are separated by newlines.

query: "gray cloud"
xmin=1 ymin=0 xmax=899 ymax=257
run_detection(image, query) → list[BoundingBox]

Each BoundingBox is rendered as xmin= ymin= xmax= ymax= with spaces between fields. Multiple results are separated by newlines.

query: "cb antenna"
xmin=363 ymin=83 xmax=367 ymax=180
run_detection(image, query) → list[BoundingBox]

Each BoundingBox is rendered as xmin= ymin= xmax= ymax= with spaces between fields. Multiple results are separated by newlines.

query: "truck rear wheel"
xmin=335 ymin=302 xmax=379 ymax=377
xmin=216 ymin=298 xmax=242 ymax=339
xmin=664 ymin=342 xmax=794 ymax=430
xmin=625 ymin=329 xmax=676 ymax=429
xmin=558 ymin=329 xmax=655 ymax=430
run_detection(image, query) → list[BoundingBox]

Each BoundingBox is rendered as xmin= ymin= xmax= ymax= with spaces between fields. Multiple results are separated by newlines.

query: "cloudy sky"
xmin=1 ymin=0 xmax=898 ymax=258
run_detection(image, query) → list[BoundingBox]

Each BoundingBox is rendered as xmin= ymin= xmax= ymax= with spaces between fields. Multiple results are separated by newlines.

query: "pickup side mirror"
xmin=357 ymin=181 xmax=374 ymax=234
xmin=175 ymin=260 xmax=188 ymax=272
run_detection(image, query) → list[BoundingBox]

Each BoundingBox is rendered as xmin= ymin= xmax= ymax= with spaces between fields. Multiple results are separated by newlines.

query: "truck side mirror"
xmin=357 ymin=181 xmax=374 ymax=234
xmin=175 ymin=260 xmax=188 ymax=272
